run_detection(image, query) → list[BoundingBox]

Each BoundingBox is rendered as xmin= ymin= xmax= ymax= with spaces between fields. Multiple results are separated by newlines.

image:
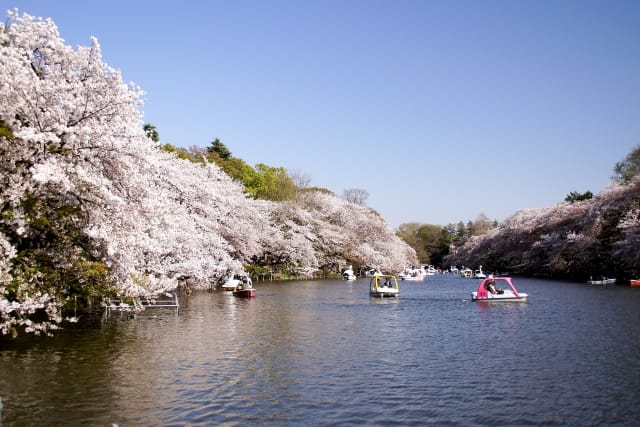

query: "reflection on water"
xmin=1 ymin=276 xmax=640 ymax=426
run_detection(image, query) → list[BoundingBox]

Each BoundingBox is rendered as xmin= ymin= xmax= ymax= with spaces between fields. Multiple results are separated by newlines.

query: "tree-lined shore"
xmin=1 ymin=10 xmax=637 ymax=338
xmin=0 ymin=11 xmax=416 ymax=337
xmin=443 ymin=165 xmax=640 ymax=282
xmin=401 ymin=147 xmax=640 ymax=283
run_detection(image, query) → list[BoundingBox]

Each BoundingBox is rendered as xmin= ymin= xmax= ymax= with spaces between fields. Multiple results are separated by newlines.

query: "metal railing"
xmin=103 ymin=293 xmax=180 ymax=317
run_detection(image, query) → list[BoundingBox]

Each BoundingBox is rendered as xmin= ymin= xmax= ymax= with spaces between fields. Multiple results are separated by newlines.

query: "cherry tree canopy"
xmin=444 ymin=178 xmax=640 ymax=280
xmin=0 ymin=11 xmax=417 ymax=336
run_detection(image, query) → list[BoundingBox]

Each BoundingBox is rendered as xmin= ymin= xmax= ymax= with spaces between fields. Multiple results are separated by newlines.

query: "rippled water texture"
xmin=2 ymin=275 xmax=640 ymax=426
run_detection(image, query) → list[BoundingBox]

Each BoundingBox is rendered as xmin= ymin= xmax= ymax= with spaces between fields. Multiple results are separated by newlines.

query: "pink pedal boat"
xmin=471 ymin=276 xmax=529 ymax=302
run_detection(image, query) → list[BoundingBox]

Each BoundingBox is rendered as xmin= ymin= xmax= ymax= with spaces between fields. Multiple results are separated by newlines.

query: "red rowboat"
xmin=232 ymin=287 xmax=256 ymax=298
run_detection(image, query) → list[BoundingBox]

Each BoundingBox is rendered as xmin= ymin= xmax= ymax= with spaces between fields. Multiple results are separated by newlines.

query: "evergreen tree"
xmin=565 ymin=191 xmax=593 ymax=202
xmin=143 ymin=123 xmax=159 ymax=142
xmin=208 ymin=138 xmax=231 ymax=159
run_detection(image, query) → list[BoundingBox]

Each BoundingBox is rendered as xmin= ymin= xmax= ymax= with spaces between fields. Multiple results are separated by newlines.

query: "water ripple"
xmin=1 ymin=277 xmax=640 ymax=425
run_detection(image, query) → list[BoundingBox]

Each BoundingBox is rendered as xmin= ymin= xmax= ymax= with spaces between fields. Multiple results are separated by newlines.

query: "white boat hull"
xmin=587 ymin=278 xmax=616 ymax=285
xmin=401 ymin=276 xmax=424 ymax=281
xmin=370 ymin=274 xmax=400 ymax=298
xmin=370 ymin=289 xmax=399 ymax=298
xmin=222 ymin=273 xmax=253 ymax=291
xmin=342 ymin=265 xmax=357 ymax=281
xmin=222 ymin=280 xmax=241 ymax=291
xmin=471 ymin=290 xmax=528 ymax=302
xmin=398 ymin=267 xmax=426 ymax=281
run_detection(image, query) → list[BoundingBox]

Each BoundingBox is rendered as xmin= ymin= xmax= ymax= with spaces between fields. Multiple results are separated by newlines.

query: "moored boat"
xmin=365 ymin=268 xmax=383 ymax=277
xmin=369 ymin=274 xmax=399 ymax=298
xmin=232 ymin=286 xmax=256 ymax=298
xmin=342 ymin=265 xmax=357 ymax=281
xmin=587 ymin=277 xmax=616 ymax=285
xmin=474 ymin=265 xmax=486 ymax=279
xmin=471 ymin=276 xmax=528 ymax=302
xmin=398 ymin=266 xmax=426 ymax=281
xmin=222 ymin=273 xmax=252 ymax=291
xmin=631 ymin=279 xmax=640 ymax=287
xmin=223 ymin=273 xmax=256 ymax=297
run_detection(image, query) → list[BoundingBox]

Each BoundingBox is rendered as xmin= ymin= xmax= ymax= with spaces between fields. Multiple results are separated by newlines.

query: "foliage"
xmin=143 ymin=123 xmax=159 ymax=143
xmin=0 ymin=10 xmax=418 ymax=336
xmin=159 ymin=139 xmax=297 ymax=202
xmin=565 ymin=190 xmax=593 ymax=203
xmin=254 ymin=163 xmax=297 ymax=201
xmin=0 ymin=120 xmax=13 ymax=140
xmin=417 ymin=224 xmax=452 ymax=267
xmin=298 ymin=187 xmax=334 ymax=196
xmin=397 ymin=215 xmax=497 ymax=267
xmin=445 ymin=146 xmax=640 ymax=282
xmin=444 ymin=177 xmax=640 ymax=281
xmin=396 ymin=223 xmax=428 ymax=261
xmin=467 ymin=213 xmax=494 ymax=236
xmin=207 ymin=138 xmax=231 ymax=159
xmin=613 ymin=145 xmax=640 ymax=185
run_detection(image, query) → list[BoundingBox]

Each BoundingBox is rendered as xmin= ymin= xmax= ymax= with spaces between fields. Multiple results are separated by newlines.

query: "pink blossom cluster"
xmin=0 ymin=11 xmax=417 ymax=335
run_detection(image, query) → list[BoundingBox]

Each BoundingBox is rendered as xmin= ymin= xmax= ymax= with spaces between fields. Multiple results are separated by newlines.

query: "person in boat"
xmin=485 ymin=276 xmax=504 ymax=294
xmin=242 ymin=277 xmax=251 ymax=289
xmin=485 ymin=277 xmax=498 ymax=294
xmin=384 ymin=277 xmax=391 ymax=287
xmin=486 ymin=279 xmax=496 ymax=294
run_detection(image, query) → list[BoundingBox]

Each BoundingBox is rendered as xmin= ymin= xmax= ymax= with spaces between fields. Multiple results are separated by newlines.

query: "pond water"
xmin=1 ymin=275 xmax=639 ymax=426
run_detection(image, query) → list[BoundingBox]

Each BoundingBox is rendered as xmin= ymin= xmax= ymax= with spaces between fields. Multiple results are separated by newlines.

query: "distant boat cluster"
xmin=341 ymin=263 xmax=495 ymax=282
xmin=103 ymin=265 xmax=638 ymax=317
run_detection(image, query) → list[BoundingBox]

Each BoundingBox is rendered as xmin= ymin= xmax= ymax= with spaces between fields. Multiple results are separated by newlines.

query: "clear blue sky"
xmin=5 ymin=0 xmax=640 ymax=228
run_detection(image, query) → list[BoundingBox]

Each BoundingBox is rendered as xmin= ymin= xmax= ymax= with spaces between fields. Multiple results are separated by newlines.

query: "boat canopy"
xmin=475 ymin=277 xmax=521 ymax=299
xmin=369 ymin=274 xmax=400 ymax=297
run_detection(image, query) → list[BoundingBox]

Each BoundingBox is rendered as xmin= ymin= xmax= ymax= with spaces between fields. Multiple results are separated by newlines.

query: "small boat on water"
xmin=223 ymin=273 xmax=256 ymax=297
xmin=342 ymin=265 xmax=357 ymax=281
xmin=587 ymin=276 xmax=616 ymax=285
xmin=399 ymin=266 xmax=426 ymax=281
xmin=232 ymin=277 xmax=256 ymax=298
xmin=471 ymin=276 xmax=528 ymax=302
xmin=233 ymin=285 xmax=256 ymax=298
xmin=365 ymin=268 xmax=383 ymax=277
xmin=222 ymin=273 xmax=252 ymax=291
xmin=460 ymin=268 xmax=473 ymax=278
xmin=474 ymin=265 xmax=486 ymax=279
xmin=369 ymin=274 xmax=399 ymax=298
xmin=631 ymin=279 xmax=640 ymax=287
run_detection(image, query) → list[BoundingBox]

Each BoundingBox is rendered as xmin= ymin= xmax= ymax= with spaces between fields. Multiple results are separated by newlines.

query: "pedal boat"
xmin=471 ymin=276 xmax=528 ymax=302
xmin=370 ymin=274 xmax=399 ymax=298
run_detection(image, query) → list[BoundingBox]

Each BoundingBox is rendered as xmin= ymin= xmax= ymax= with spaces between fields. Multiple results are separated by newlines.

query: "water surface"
xmin=1 ymin=275 xmax=639 ymax=426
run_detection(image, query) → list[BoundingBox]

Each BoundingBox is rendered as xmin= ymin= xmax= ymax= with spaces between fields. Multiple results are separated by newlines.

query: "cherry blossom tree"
xmin=0 ymin=10 xmax=418 ymax=336
xmin=0 ymin=10 xmax=250 ymax=334
xmin=293 ymin=191 xmax=417 ymax=272
xmin=444 ymin=176 xmax=640 ymax=281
